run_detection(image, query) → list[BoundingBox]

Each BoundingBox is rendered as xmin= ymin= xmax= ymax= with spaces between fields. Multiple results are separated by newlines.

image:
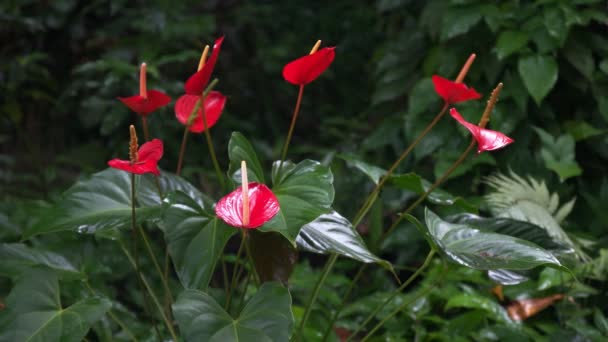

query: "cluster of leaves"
xmin=1 ymin=0 xmax=608 ymax=341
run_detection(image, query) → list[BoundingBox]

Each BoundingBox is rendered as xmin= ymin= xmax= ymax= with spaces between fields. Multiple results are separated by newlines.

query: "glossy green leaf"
xmin=262 ymin=160 xmax=334 ymax=244
xmin=390 ymin=173 xmax=474 ymax=210
xmin=162 ymin=191 xmax=236 ymax=290
xmin=173 ymin=282 xmax=294 ymax=342
xmin=0 ymin=243 xmax=82 ymax=279
xmin=446 ymin=293 xmax=514 ymax=325
xmin=338 ymin=154 xmax=386 ymax=185
xmin=248 ymin=230 xmax=298 ymax=284
xmin=424 ymin=208 xmax=563 ymax=271
xmin=495 ymin=30 xmax=529 ymax=60
xmin=487 ymin=269 xmax=529 ymax=286
xmin=227 ymin=131 xmax=265 ymax=184
xmin=518 ymin=54 xmax=558 ymax=105
xmin=441 ymin=8 xmax=481 ymax=41
xmin=296 ymin=211 xmax=393 ymax=272
xmin=0 ymin=269 xmax=111 ymax=342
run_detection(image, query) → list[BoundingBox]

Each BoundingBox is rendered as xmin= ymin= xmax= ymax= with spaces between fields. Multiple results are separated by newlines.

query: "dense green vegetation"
xmin=1 ymin=1 xmax=607 ymax=341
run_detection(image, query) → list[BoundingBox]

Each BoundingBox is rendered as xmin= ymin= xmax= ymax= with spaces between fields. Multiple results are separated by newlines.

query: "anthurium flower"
xmin=118 ymin=63 xmax=171 ymax=115
xmin=215 ymin=161 xmax=280 ymax=229
xmin=185 ymin=36 xmax=224 ymax=95
xmin=174 ymin=91 xmax=226 ymax=133
xmin=432 ymin=75 xmax=481 ymax=104
xmin=282 ymin=42 xmax=336 ymax=85
xmin=449 ymin=108 xmax=514 ymax=153
xmin=108 ymin=126 xmax=163 ymax=175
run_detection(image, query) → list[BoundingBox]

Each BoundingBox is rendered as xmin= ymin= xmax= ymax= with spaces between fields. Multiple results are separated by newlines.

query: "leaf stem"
xmin=296 ymin=253 xmax=338 ymax=341
xmin=201 ymin=99 xmax=225 ymax=191
xmin=226 ymin=233 xmax=247 ymax=310
xmin=278 ymin=84 xmax=305 ymax=178
xmin=176 ymin=128 xmax=190 ymax=176
xmin=347 ymin=250 xmax=436 ymax=341
xmin=137 ymin=225 xmax=174 ymax=313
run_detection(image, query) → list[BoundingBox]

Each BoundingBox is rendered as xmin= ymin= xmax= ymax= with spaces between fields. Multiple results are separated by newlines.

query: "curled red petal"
xmin=137 ymin=139 xmax=163 ymax=163
xmin=175 ymin=92 xmax=226 ymax=133
xmin=215 ymin=182 xmax=280 ymax=229
xmin=108 ymin=139 xmax=163 ymax=175
xmin=185 ymin=36 xmax=224 ymax=95
xmin=282 ymin=47 xmax=336 ymax=85
xmin=432 ymin=75 xmax=481 ymax=104
xmin=449 ymin=108 xmax=514 ymax=153
xmin=118 ymin=90 xmax=171 ymax=115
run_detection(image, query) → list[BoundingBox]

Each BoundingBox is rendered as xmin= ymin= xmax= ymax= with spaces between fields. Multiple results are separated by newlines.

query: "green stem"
xmin=379 ymin=139 xmax=476 ymax=243
xmin=175 ymin=127 xmax=190 ymax=176
xmin=119 ymin=241 xmax=179 ymax=342
xmin=236 ymin=270 xmax=253 ymax=312
xmin=226 ymin=234 xmax=247 ymax=310
xmin=347 ymin=250 xmax=436 ymax=341
xmin=278 ymin=84 xmax=305 ymax=178
xmin=296 ymin=253 xmax=338 ymax=341
xmin=243 ymin=233 xmax=260 ymax=287
xmin=201 ymin=100 xmax=225 ymax=191
xmin=352 ymin=103 xmax=449 ymax=226
xmin=138 ymin=225 xmax=174 ymax=311
xmin=83 ymin=279 xmax=139 ymax=342
xmin=360 ymin=263 xmax=448 ymax=341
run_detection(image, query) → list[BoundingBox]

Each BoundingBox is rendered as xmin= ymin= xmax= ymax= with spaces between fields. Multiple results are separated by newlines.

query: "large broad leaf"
xmin=0 ymin=243 xmax=83 ymax=280
xmin=445 ymin=293 xmax=514 ymax=325
xmin=248 ymin=230 xmax=298 ymax=285
xmin=25 ymin=168 xmax=203 ymax=239
xmin=424 ymin=208 xmax=563 ymax=271
xmin=390 ymin=173 xmax=475 ymax=210
xmin=495 ymin=30 xmax=529 ymax=60
xmin=261 ymin=160 xmax=334 ymax=244
xmin=162 ymin=191 xmax=236 ymax=290
xmin=518 ymin=54 xmax=558 ymax=105
xmin=227 ymin=132 xmax=266 ymax=184
xmin=173 ymin=282 xmax=294 ymax=342
xmin=296 ymin=211 xmax=393 ymax=272
xmin=0 ymin=269 xmax=111 ymax=342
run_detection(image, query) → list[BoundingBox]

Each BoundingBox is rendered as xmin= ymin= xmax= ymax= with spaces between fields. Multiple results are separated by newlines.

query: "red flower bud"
xmin=185 ymin=36 xmax=224 ymax=95
xmin=282 ymin=47 xmax=336 ymax=85
xmin=449 ymin=108 xmax=514 ymax=153
xmin=432 ymin=75 xmax=481 ymax=104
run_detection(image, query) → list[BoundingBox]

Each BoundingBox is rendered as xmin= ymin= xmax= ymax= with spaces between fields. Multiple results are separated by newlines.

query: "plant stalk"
xmin=278 ymin=84 xmax=305 ymax=178
xmin=226 ymin=234 xmax=247 ymax=310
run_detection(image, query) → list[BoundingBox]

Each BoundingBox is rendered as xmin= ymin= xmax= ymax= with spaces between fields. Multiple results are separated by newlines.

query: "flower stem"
xmin=83 ymin=279 xmax=139 ymax=342
xmin=347 ymin=250 xmax=436 ymax=341
xmin=226 ymin=233 xmax=247 ymax=310
xmin=137 ymin=225 xmax=174 ymax=312
xmin=176 ymin=127 xmax=190 ymax=176
xmin=119 ymin=240 xmax=179 ymax=342
xmin=296 ymin=252 xmax=338 ymax=341
xmin=278 ymin=84 xmax=305 ymax=178
xmin=360 ymin=263 xmax=448 ymax=341
xmin=201 ymin=96 xmax=225 ymax=191
xmin=141 ymin=116 xmax=151 ymax=142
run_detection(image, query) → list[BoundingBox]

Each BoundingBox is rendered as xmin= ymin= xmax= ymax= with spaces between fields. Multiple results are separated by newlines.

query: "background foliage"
xmin=1 ymin=0 xmax=607 ymax=341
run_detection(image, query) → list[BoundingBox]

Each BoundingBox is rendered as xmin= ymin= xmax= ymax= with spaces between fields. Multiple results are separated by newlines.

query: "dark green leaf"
xmin=0 ymin=243 xmax=82 ymax=279
xmin=263 ymin=160 xmax=334 ymax=244
xmin=249 ymin=230 xmax=298 ymax=285
xmin=446 ymin=293 xmax=514 ymax=324
xmin=391 ymin=173 xmax=475 ymax=210
xmin=518 ymin=55 xmax=558 ymax=105
xmin=0 ymin=269 xmax=111 ymax=342
xmin=227 ymin=132 xmax=265 ymax=184
xmin=424 ymin=208 xmax=563 ymax=270
xmin=296 ymin=211 xmax=393 ymax=271
xmin=338 ymin=154 xmax=386 ymax=185
xmin=173 ymin=282 xmax=294 ymax=342
xmin=441 ymin=8 xmax=481 ymax=41
xmin=563 ymin=120 xmax=606 ymax=141
xmin=495 ymin=31 xmax=529 ymax=60
xmin=162 ymin=191 xmax=236 ymax=290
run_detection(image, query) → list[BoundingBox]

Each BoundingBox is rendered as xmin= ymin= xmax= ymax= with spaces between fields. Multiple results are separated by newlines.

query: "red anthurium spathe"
xmin=185 ymin=36 xmax=224 ymax=95
xmin=432 ymin=75 xmax=481 ymax=104
xmin=175 ymin=91 xmax=226 ymax=133
xmin=215 ymin=161 xmax=280 ymax=229
xmin=118 ymin=63 xmax=171 ymax=115
xmin=108 ymin=127 xmax=163 ymax=175
xmin=449 ymin=108 xmax=514 ymax=153
xmin=283 ymin=43 xmax=336 ymax=85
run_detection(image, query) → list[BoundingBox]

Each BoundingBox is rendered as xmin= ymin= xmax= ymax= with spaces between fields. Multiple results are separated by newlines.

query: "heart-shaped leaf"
xmin=0 ymin=269 xmax=111 ymax=342
xmin=227 ymin=132 xmax=266 ymax=184
xmin=0 ymin=243 xmax=82 ymax=280
xmin=248 ymin=230 xmax=298 ymax=285
xmin=173 ymin=282 xmax=294 ymax=342
xmin=518 ymin=54 xmax=558 ymax=105
xmin=162 ymin=191 xmax=236 ymax=290
xmin=424 ymin=208 xmax=563 ymax=271
xmin=261 ymin=160 xmax=334 ymax=244
xmin=296 ymin=211 xmax=393 ymax=272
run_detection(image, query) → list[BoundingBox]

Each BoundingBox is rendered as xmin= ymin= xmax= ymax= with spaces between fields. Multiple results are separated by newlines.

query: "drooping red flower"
xmin=174 ymin=91 xmax=227 ymax=133
xmin=215 ymin=182 xmax=280 ymax=229
xmin=185 ymin=36 xmax=224 ymax=95
xmin=118 ymin=63 xmax=171 ymax=115
xmin=449 ymin=108 xmax=514 ymax=153
xmin=108 ymin=139 xmax=164 ymax=176
xmin=432 ymin=75 xmax=481 ymax=104
xmin=283 ymin=46 xmax=336 ymax=85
